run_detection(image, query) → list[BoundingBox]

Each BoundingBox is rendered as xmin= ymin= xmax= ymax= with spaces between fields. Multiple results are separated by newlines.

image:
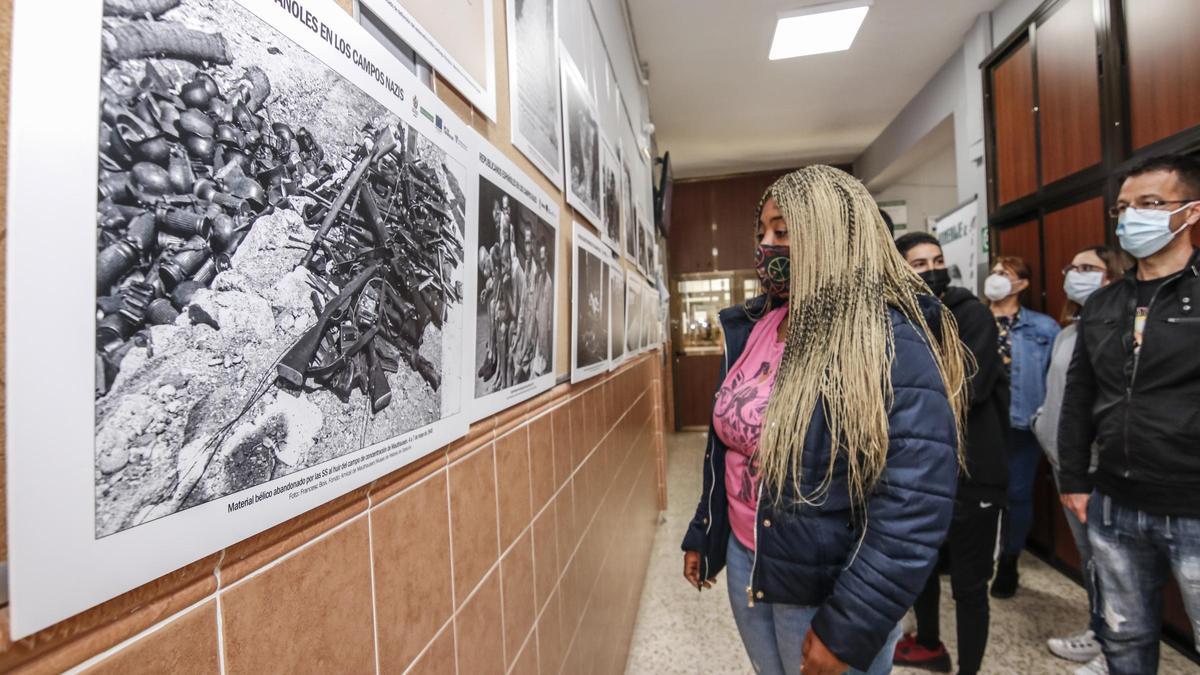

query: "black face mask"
xmin=919 ymin=268 xmax=951 ymax=297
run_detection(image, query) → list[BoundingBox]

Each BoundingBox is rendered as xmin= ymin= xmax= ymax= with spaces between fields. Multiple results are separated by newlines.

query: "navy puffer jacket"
xmin=680 ymin=296 xmax=958 ymax=670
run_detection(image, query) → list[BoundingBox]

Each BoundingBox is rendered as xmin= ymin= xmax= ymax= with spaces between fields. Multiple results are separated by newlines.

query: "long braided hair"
xmin=753 ymin=165 xmax=969 ymax=513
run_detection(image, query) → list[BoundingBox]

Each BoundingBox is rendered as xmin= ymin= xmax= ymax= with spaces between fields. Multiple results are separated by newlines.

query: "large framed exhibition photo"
xmin=6 ymin=0 xmax=476 ymax=638
xmin=625 ymin=270 xmax=644 ymax=356
xmin=466 ymin=137 xmax=561 ymax=421
xmin=506 ymin=0 xmax=563 ymax=188
xmin=608 ymin=259 xmax=626 ymax=370
xmin=360 ymin=0 xmax=498 ymax=121
xmin=570 ymin=223 xmax=610 ymax=383
xmin=560 ymin=50 xmax=602 ymax=229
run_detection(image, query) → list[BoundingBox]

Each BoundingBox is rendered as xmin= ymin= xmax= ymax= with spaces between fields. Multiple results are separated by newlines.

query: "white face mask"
xmin=983 ymin=273 xmax=1014 ymax=302
xmin=1064 ymin=270 xmax=1105 ymax=304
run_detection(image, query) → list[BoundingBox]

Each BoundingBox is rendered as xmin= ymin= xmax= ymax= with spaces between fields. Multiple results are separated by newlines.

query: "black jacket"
xmin=681 ymin=296 xmax=958 ymax=670
xmin=941 ymin=287 xmax=1010 ymax=504
xmin=1058 ymin=249 xmax=1200 ymax=517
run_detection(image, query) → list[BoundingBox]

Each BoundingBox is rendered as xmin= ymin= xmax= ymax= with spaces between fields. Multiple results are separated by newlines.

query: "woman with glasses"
xmin=1031 ymin=246 xmax=1129 ymax=675
xmin=983 ymin=256 xmax=1060 ymax=599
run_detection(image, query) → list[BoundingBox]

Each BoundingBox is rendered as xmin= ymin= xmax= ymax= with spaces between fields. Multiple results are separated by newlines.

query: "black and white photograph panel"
xmin=561 ymin=51 xmax=601 ymax=227
xmin=571 ymin=223 xmax=611 ymax=382
xmin=600 ymin=137 xmax=621 ymax=253
xmin=621 ymin=147 xmax=638 ymax=265
xmin=6 ymin=0 xmax=474 ymax=638
xmin=625 ymin=271 xmax=643 ymax=355
xmin=507 ymin=0 xmax=563 ymax=187
xmin=609 ymin=258 xmax=626 ymax=369
xmin=86 ymin=0 xmax=471 ymax=539
xmin=473 ymin=175 xmax=557 ymax=400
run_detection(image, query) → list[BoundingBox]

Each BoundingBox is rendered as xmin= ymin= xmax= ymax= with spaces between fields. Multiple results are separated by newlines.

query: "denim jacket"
xmin=1005 ymin=307 xmax=1059 ymax=429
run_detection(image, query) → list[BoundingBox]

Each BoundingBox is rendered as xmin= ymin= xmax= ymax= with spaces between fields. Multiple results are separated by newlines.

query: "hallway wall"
xmin=0 ymin=0 xmax=666 ymax=672
xmin=1 ymin=357 xmax=664 ymax=673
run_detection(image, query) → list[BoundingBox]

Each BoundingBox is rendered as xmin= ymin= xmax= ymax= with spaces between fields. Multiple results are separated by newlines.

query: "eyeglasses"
xmin=1107 ymin=199 xmax=1199 ymax=219
xmin=1062 ymin=263 xmax=1106 ymax=275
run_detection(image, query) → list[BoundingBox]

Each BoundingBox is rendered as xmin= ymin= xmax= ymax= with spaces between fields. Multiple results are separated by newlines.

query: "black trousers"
xmin=913 ymin=499 xmax=1001 ymax=675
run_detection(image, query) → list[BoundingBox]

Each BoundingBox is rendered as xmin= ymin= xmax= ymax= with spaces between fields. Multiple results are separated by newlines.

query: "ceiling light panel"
xmin=769 ymin=1 xmax=871 ymax=60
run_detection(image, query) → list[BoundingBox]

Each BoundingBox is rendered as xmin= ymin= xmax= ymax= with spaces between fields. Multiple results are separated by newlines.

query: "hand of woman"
xmin=683 ymin=551 xmax=715 ymax=590
xmin=800 ymin=629 xmax=848 ymax=675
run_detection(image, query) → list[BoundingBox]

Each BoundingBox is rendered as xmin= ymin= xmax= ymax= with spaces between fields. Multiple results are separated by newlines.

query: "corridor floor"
xmin=626 ymin=432 xmax=1197 ymax=674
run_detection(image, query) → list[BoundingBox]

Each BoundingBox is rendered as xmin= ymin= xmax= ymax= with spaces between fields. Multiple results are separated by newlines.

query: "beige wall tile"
xmin=511 ymin=629 xmax=539 ymax=675
xmin=531 ymin=506 xmax=558 ymax=612
xmin=372 ymin=472 xmax=454 ymax=672
xmin=500 ymin=530 xmax=536 ymax=668
xmin=448 ymin=445 xmax=500 ymax=602
xmin=551 ymin=405 xmax=572 ymax=488
xmin=537 ymin=589 xmax=564 ymax=675
xmin=495 ymin=427 xmax=532 ymax=552
xmin=455 ymin=568 xmax=505 ymax=675
xmin=221 ymin=518 xmax=375 ymax=674
xmin=406 ymin=623 xmax=456 ymax=675
xmin=528 ymin=413 xmax=555 ymax=513
xmin=83 ymin=601 xmax=219 ymax=675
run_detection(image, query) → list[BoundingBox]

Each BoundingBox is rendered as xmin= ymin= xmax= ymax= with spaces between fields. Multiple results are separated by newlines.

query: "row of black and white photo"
xmin=5 ymin=0 xmax=662 ymax=640
xmin=570 ymin=223 xmax=661 ymax=384
xmin=507 ymin=0 xmax=659 ymax=278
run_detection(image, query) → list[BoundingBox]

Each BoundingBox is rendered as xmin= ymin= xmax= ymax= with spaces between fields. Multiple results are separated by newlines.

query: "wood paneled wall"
xmin=1036 ymin=0 xmax=1102 ymax=185
xmin=1126 ymin=0 xmax=1200 ymax=150
xmin=668 ymin=170 xmax=792 ymax=274
xmin=992 ymin=44 xmax=1038 ymax=206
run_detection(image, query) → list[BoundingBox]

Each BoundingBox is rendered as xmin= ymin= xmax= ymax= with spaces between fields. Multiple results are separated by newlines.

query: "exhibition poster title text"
xmin=480 ymin=153 xmax=554 ymax=216
xmin=271 ymin=0 xmax=405 ymax=101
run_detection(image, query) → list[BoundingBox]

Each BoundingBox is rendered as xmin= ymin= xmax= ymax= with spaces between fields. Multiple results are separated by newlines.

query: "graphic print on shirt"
xmin=1134 ymin=306 xmax=1149 ymax=354
xmin=713 ymin=360 xmax=774 ymax=454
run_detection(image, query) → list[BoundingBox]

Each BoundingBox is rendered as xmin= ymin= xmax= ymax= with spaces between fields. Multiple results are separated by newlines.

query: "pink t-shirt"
xmin=713 ymin=306 xmax=787 ymax=551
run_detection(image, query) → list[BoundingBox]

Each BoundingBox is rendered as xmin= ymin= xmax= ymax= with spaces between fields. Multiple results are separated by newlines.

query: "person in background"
xmin=984 ymin=255 xmax=1059 ymax=598
xmin=1058 ymin=154 xmax=1200 ymax=675
xmin=1030 ymin=245 xmax=1127 ymax=675
xmin=681 ymin=166 xmax=969 ymax=675
xmin=892 ymin=232 xmax=1009 ymax=675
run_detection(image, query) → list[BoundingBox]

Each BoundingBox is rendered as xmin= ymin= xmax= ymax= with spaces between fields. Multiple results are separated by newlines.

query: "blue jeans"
xmin=725 ymin=537 xmax=901 ymax=675
xmin=1088 ymin=492 xmax=1200 ymax=675
xmin=1062 ymin=491 xmax=1103 ymax=636
xmin=1002 ymin=428 xmax=1042 ymax=557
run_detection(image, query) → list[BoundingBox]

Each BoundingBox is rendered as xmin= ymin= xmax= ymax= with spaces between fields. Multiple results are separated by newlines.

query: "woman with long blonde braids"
xmin=681 ymin=166 xmax=969 ymax=675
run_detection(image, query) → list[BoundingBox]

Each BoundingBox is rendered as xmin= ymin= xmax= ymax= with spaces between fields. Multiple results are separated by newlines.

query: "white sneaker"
xmin=1048 ymin=629 xmax=1102 ymax=663
xmin=1074 ymin=654 xmax=1108 ymax=675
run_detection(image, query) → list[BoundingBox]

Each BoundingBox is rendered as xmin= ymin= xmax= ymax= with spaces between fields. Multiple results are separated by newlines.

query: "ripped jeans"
xmin=1088 ymin=492 xmax=1200 ymax=674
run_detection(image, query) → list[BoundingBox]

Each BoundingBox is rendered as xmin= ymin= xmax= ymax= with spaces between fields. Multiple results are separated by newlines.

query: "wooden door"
xmin=1037 ymin=0 xmax=1102 ymax=185
xmin=992 ymin=42 xmax=1039 ymax=205
xmin=1042 ymin=197 xmax=1107 ymax=322
xmin=672 ymin=353 xmax=722 ymax=430
xmin=1125 ymin=0 xmax=1200 ymax=149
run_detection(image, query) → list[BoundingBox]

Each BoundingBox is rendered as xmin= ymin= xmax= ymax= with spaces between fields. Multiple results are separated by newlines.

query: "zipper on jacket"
xmin=1122 ymin=275 xmax=1176 ymax=477
xmin=702 ymin=319 xmax=734 ymax=578
xmin=747 ymin=480 xmax=763 ymax=607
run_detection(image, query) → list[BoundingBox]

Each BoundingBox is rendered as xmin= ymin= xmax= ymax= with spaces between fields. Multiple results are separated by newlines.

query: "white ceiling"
xmin=629 ymin=0 xmax=1003 ymax=179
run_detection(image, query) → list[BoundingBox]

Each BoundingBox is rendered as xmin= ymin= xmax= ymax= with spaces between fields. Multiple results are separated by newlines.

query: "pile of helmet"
xmin=95 ymin=59 xmax=325 ymax=395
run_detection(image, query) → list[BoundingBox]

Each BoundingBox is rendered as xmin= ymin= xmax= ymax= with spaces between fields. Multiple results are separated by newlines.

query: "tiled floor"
xmin=626 ymin=432 xmax=1198 ymax=674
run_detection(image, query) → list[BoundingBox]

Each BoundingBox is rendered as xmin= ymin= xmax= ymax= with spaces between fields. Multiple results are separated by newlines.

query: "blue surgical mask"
xmin=1064 ymin=270 xmax=1104 ymax=304
xmin=1116 ymin=203 xmax=1196 ymax=259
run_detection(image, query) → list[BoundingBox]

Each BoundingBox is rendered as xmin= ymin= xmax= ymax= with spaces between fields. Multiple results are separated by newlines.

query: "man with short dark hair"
xmin=892 ymin=232 xmax=1010 ymax=675
xmin=1058 ymin=154 xmax=1200 ymax=674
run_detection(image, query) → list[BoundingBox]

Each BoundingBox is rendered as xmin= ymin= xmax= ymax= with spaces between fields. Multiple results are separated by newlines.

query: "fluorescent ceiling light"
xmin=769 ymin=1 xmax=871 ymax=60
